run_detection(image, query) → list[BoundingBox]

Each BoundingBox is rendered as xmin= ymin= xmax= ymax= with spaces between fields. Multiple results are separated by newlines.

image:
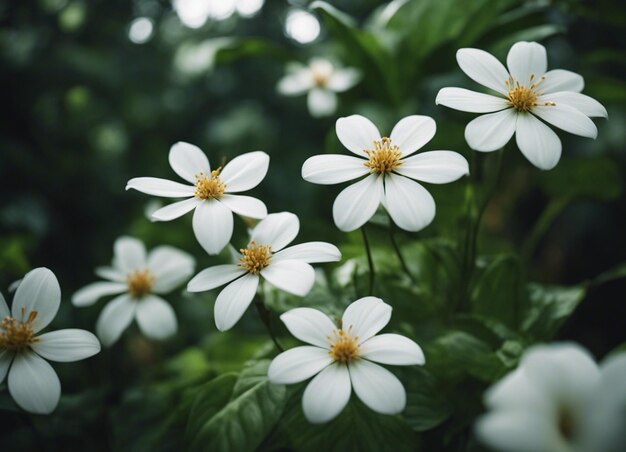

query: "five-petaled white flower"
xmin=476 ymin=342 xmax=626 ymax=452
xmin=187 ymin=212 xmax=341 ymax=332
xmin=268 ymin=297 xmax=424 ymax=423
xmin=1 ymin=268 xmax=101 ymax=415
xmin=277 ymin=58 xmax=361 ymax=117
xmin=126 ymin=142 xmax=270 ymax=255
xmin=302 ymin=114 xmax=469 ymax=232
xmin=436 ymin=41 xmax=607 ymax=170
xmin=72 ymin=236 xmax=195 ymax=346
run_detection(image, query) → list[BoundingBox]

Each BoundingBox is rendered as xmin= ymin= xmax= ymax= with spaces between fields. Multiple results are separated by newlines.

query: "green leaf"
xmin=186 ymin=361 xmax=287 ymax=452
xmin=399 ymin=367 xmax=452 ymax=432
xmin=521 ymin=284 xmax=587 ymax=340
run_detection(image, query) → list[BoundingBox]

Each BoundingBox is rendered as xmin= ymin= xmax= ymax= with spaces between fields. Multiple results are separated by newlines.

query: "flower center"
xmin=557 ymin=406 xmax=576 ymax=442
xmin=127 ymin=269 xmax=155 ymax=298
xmin=239 ymin=241 xmax=271 ymax=274
xmin=505 ymin=74 xmax=555 ymax=112
xmin=328 ymin=327 xmax=359 ymax=363
xmin=194 ymin=168 xmax=226 ymax=200
xmin=312 ymin=70 xmax=329 ymax=88
xmin=363 ymin=137 xmax=402 ymax=174
xmin=0 ymin=310 xmax=38 ymax=352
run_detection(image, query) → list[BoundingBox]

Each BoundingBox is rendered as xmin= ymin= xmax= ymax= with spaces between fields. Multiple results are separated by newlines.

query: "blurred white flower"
xmin=187 ymin=212 xmax=341 ymax=331
xmin=476 ymin=342 xmax=626 ymax=452
xmin=302 ymin=114 xmax=469 ymax=232
xmin=72 ymin=236 xmax=195 ymax=346
xmin=436 ymin=41 xmax=607 ymax=170
xmin=268 ymin=297 xmax=424 ymax=423
xmin=126 ymin=142 xmax=269 ymax=255
xmin=1 ymin=268 xmax=100 ymax=414
xmin=277 ymin=58 xmax=361 ymax=117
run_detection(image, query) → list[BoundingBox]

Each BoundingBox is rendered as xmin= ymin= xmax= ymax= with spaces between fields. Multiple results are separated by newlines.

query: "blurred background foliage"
xmin=1 ymin=0 xmax=625 ymax=450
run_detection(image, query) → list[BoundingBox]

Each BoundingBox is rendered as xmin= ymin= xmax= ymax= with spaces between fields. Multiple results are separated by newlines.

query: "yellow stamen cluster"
xmin=312 ymin=70 xmax=329 ymax=88
xmin=505 ymin=74 xmax=556 ymax=112
xmin=127 ymin=269 xmax=155 ymax=298
xmin=363 ymin=137 xmax=402 ymax=174
xmin=558 ymin=406 xmax=576 ymax=441
xmin=0 ymin=310 xmax=38 ymax=352
xmin=328 ymin=327 xmax=360 ymax=363
xmin=239 ymin=241 xmax=272 ymax=274
xmin=194 ymin=168 xmax=226 ymax=200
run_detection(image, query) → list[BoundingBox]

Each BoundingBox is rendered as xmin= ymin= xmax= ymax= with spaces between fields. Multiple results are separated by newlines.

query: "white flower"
xmin=0 ymin=268 xmax=101 ymax=415
xmin=277 ymin=58 xmax=361 ymax=117
xmin=126 ymin=142 xmax=270 ymax=255
xmin=436 ymin=41 xmax=607 ymax=170
xmin=268 ymin=297 xmax=424 ymax=423
xmin=302 ymin=114 xmax=469 ymax=232
xmin=72 ymin=236 xmax=195 ymax=346
xmin=476 ymin=342 xmax=626 ymax=452
xmin=187 ymin=212 xmax=341 ymax=331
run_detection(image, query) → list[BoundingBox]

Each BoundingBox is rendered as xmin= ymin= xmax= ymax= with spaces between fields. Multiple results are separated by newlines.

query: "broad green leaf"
xmin=521 ymin=284 xmax=587 ymax=340
xmin=399 ymin=367 xmax=452 ymax=432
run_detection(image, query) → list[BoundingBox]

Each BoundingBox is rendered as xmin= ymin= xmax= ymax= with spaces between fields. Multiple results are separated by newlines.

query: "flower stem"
xmin=388 ymin=216 xmax=415 ymax=282
xmin=361 ymin=226 xmax=376 ymax=295
xmin=254 ymin=294 xmax=284 ymax=352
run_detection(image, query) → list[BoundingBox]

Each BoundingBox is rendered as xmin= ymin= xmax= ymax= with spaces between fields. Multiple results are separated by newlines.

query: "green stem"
xmin=522 ymin=196 xmax=571 ymax=264
xmin=388 ymin=217 xmax=415 ymax=282
xmin=361 ymin=226 xmax=375 ymax=295
xmin=254 ymin=294 xmax=284 ymax=352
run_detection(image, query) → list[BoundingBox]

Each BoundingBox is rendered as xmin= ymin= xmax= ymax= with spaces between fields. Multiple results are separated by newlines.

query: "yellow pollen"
xmin=363 ymin=137 xmax=402 ymax=174
xmin=312 ymin=70 xmax=329 ymax=87
xmin=505 ymin=74 xmax=554 ymax=112
xmin=127 ymin=269 xmax=155 ymax=298
xmin=0 ymin=309 xmax=38 ymax=352
xmin=328 ymin=327 xmax=359 ymax=363
xmin=194 ymin=168 xmax=226 ymax=200
xmin=239 ymin=241 xmax=271 ymax=274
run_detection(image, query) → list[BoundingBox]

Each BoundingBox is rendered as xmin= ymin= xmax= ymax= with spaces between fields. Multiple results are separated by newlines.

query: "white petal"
xmin=114 ymin=237 xmax=147 ymax=273
xmin=0 ymin=290 xmax=9 ymax=318
xmin=192 ymin=199 xmax=233 ymax=255
xmin=336 ymin=115 xmax=382 ymax=157
xmin=277 ymin=68 xmax=314 ymax=95
xmin=147 ymin=246 xmax=195 ymax=293
xmin=125 ymin=177 xmax=195 ymax=197
xmin=435 ymin=87 xmax=508 ymax=113
xmin=397 ymin=151 xmax=469 ymax=184
xmin=465 ymin=108 xmax=517 ymax=152
xmin=71 ymin=282 xmax=127 ymax=307
xmin=384 ymin=174 xmax=435 ymax=232
xmin=539 ymin=92 xmax=607 ymax=118
xmin=12 ymin=267 xmax=60 ymax=334
xmin=280 ymin=307 xmax=337 ymax=348
xmin=187 ymin=265 xmax=245 ymax=292
xmin=349 ymin=359 xmax=406 ymax=415
xmin=213 ymin=273 xmax=259 ymax=332
xmin=168 ymin=141 xmax=210 ymax=184
xmin=273 ymin=242 xmax=341 ymax=264
xmin=326 ymin=68 xmax=361 ymax=92
xmin=250 ymin=212 xmax=299 ymax=251
xmin=135 ymin=295 xmax=177 ymax=340
xmin=484 ymin=367 xmax=546 ymax=410
xmin=307 ymin=88 xmax=337 ymax=117
xmin=219 ymin=194 xmax=267 ymax=219
xmin=507 ymin=41 xmax=548 ymax=84
xmin=261 ymin=259 xmax=315 ymax=297
xmin=532 ymin=104 xmax=597 ymax=138
xmin=96 ymin=294 xmax=136 ymax=347
xmin=303 ymin=363 xmax=351 ymax=423
xmin=8 ymin=350 xmax=61 ymax=415
xmin=539 ymin=69 xmax=584 ymax=94
xmin=360 ymin=334 xmax=425 ymax=366
xmin=476 ymin=411 xmax=561 ymax=452
xmin=456 ymin=48 xmax=509 ymax=94
xmin=0 ymin=349 xmax=13 ymax=384
xmin=151 ymin=197 xmax=200 ymax=222
xmin=515 ymin=113 xmax=562 ymax=170
xmin=95 ymin=267 xmax=125 ymax=282
xmin=220 ymin=151 xmax=270 ymax=193
xmin=389 ymin=115 xmax=436 ymax=157
xmin=268 ymin=346 xmax=333 ymax=384
xmin=301 ymin=154 xmax=369 ymax=185
xmin=32 ymin=329 xmax=100 ymax=362
xmin=342 ymin=297 xmax=391 ymax=342
xmin=332 ymin=174 xmax=383 ymax=232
